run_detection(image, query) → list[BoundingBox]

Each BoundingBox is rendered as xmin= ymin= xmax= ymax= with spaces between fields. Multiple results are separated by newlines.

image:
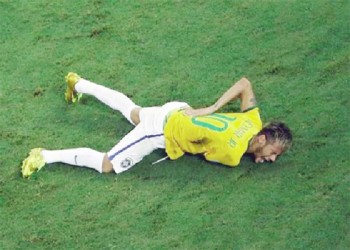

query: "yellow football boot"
xmin=64 ymin=72 xmax=83 ymax=103
xmin=21 ymin=148 xmax=46 ymax=178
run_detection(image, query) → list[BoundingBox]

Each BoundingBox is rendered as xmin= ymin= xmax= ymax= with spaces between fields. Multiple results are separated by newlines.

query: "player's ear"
xmin=257 ymin=134 xmax=267 ymax=146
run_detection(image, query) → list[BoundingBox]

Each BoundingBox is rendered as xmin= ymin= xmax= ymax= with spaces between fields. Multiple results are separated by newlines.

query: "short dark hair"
xmin=258 ymin=122 xmax=292 ymax=150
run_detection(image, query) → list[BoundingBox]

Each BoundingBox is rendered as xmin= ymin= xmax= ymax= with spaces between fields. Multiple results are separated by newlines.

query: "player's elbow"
xmin=240 ymin=77 xmax=252 ymax=88
xmin=238 ymin=77 xmax=253 ymax=94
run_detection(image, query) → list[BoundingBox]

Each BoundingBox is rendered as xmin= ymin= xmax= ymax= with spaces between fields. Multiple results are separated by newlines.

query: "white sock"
xmin=41 ymin=148 xmax=105 ymax=173
xmin=75 ymin=78 xmax=140 ymax=125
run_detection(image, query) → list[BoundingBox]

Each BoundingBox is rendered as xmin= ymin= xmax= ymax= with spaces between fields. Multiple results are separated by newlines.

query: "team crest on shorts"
xmin=120 ymin=158 xmax=133 ymax=168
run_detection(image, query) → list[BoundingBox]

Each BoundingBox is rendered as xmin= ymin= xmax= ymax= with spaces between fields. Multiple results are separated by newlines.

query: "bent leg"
xmin=107 ymin=124 xmax=162 ymax=174
xmin=107 ymin=102 xmax=189 ymax=173
xmin=75 ymin=78 xmax=140 ymax=125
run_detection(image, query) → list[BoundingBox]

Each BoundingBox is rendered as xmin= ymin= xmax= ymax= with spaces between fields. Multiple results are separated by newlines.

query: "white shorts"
xmin=107 ymin=101 xmax=189 ymax=174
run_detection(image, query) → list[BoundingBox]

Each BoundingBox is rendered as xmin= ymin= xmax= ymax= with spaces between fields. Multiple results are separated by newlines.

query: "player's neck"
xmin=246 ymin=136 xmax=257 ymax=153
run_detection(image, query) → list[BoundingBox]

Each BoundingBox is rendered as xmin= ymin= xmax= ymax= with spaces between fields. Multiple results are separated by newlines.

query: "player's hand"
xmin=255 ymin=156 xmax=265 ymax=163
xmin=184 ymin=106 xmax=216 ymax=117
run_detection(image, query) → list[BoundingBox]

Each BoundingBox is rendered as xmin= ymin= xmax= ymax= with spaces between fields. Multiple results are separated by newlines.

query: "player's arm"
xmin=185 ymin=77 xmax=256 ymax=116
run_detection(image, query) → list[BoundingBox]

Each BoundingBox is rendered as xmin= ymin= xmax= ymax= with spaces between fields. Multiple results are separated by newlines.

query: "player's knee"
xmin=130 ymin=107 xmax=141 ymax=125
xmin=102 ymin=154 xmax=113 ymax=173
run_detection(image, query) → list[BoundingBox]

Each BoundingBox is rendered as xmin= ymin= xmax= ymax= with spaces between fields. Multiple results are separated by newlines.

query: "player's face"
xmin=254 ymin=141 xmax=283 ymax=164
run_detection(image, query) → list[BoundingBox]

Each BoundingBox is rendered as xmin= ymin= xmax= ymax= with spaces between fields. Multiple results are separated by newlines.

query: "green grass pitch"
xmin=0 ymin=0 xmax=349 ymax=249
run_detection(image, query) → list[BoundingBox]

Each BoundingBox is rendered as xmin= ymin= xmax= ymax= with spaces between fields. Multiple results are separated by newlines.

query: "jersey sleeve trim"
xmin=242 ymin=106 xmax=258 ymax=113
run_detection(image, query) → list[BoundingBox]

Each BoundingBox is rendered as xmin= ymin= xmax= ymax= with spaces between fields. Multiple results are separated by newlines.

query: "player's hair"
xmin=259 ymin=122 xmax=292 ymax=150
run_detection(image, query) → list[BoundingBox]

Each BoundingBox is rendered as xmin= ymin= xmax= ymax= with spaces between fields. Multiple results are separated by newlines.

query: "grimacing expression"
xmin=254 ymin=141 xmax=283 ymax=163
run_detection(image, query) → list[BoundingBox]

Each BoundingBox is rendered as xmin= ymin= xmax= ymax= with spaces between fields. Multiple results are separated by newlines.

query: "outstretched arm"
xmin=185 ymin=77 xmax=257 ymax=116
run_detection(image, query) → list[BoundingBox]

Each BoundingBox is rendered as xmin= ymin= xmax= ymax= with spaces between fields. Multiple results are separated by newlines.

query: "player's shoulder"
xmin=243 ymin=107 xmax=262 ymax=128
xmin=242 ymin=106 xmax=259 ymax=113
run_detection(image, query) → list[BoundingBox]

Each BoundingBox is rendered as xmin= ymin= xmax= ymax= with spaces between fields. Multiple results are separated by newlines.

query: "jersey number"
xmin=191 ymin=114 xmax=236 ymax=132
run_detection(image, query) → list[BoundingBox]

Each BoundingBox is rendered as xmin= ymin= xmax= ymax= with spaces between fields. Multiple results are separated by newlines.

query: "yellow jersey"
xmin=164 ymin=107 xmax=262 ymax=167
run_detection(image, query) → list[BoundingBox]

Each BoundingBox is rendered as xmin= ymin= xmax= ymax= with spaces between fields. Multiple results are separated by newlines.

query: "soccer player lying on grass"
xmin=21 ymin=73 xmax=292 ymax=177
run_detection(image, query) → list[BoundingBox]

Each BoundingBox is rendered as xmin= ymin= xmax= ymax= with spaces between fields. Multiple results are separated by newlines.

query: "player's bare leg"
xmin=130 ymin=107 xmax=141 ymax=125
xmin=102 ymin=154 xmax=113 ymax=173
